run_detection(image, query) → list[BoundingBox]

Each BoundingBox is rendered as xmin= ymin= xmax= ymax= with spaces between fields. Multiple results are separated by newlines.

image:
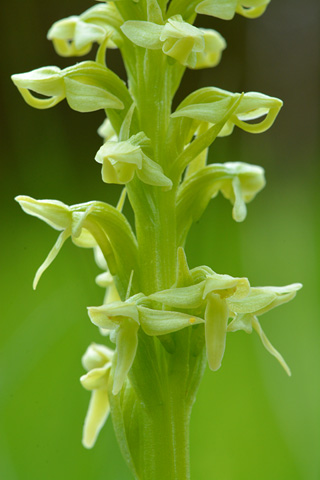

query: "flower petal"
xmin=80 ymin=365 xmax=111 ymax=390
xmin=205 ymin=292 xmax=229 ymax=371
xmin=82 ymin=343 xmax=114 ymax=371
xmin=203 ymin=273 xmax=250 ymax=299
xmin=113 ymin=320 xmax=139 ymax=395
xmin=33 ymin=228 xmax=71 ymax=290
xmin=252 ymin=316 xmax=291 ymax=376
xmin=82 ymin=389 xmax=110 ymax=449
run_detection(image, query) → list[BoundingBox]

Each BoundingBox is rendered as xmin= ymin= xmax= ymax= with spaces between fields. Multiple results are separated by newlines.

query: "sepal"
xmin=121 ymin=21 xmax=163 ymax=49
xmin=227 ymin=283 xmax=302 ymax=316
xmin=138 ymin=307 xmax=204 ymax=335
xmin=15 ymin=196 xmax=71 ymax=231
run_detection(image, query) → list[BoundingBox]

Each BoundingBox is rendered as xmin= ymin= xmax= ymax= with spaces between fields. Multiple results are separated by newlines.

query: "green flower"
xmin=15 ymin=196 xmax=96 ymax=289
xmin=88 ymin=296 xmax=204 ymax=393
xmin=149 ymin=271 xmax=250 ymax=371
xmin=15 ymin=195 xmax=139 ymax=294
xmin=227 ymin=283 xmax=302 ymax=374
xmin=11 ymin=61 xmax=127 ymax=112
xmin=80 ymin=343 xmax=114 ymax=448
xmin=196 ymin=0 xmax=270 ymax=20
xmin=95 ymin=133 xmax=172 ymax=187
xmin=121 ymin=16 xmax=225 ymax=69
xmin=47 ymin=4 xmax=123 ymax=57
xmin=177 ymin=162 xmax=266 ymax=237
xmin=147 ymin=270 xmax=302 ymax=374
xmin=216 ymin=162 xmax=266 ymax=222
xmin=172 ymin=88 xmax=283 ymax=137
xmin=159 ymin=15 xmax=205 ymax=67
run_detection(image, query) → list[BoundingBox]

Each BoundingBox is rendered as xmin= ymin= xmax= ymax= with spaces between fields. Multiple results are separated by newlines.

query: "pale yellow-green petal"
xmin=80 ymin=365 xmax=110 ymax=390
xmin=113 ymin=320 xmax=139 ymax=395
xmin=82 ymin=343 xmax=114 ymax=371
xmin=252 ymin=316 xmax=291 ymax=376
xmin=203 ymin=273 xmax=250 ymax=299
xmin=205 ymin=292 xmax=229 ymax=371
xmin=227 ymin=289 xmax=276 ymax=314
xmin=231 ymin=176 xmax=247 ymax=222
xmin=15 ymin=196 xmax=71 ymax=231
xmin=82 ymin=389 xmax=110 ymax=449
xmin=33 ymin=228 xmax=71 ymax=290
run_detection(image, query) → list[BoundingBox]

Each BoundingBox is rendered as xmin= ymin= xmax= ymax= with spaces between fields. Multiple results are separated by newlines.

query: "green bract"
xmin=13 ymin=1 xmax=300 ymax=478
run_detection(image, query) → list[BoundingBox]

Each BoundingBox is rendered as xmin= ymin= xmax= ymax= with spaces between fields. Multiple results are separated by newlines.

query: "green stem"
xmin=128 ymin=330 xmax=199 ymax=480
xmin=125 ymin=49 xmax=178 ymax=294
xmin=111 ymin=38 xmax=203 ymax=480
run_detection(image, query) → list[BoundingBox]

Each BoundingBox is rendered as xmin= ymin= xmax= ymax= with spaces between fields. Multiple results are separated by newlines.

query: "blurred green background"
xmin=1 ymin=1 xmax=319 ymax=479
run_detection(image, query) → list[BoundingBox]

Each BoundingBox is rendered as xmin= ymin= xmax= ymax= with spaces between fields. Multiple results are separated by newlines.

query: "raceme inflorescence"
xmin=12 ymin=1 xmax=301 ymax=479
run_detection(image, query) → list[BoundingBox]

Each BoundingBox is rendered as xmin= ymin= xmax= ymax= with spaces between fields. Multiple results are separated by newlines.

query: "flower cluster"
xmin=13 ymin=0 xmax=300 ymax=462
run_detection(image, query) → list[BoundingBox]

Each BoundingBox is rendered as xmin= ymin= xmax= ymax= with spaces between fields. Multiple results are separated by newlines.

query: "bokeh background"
xmin=1 ymin=1 xmax=319 ymax=479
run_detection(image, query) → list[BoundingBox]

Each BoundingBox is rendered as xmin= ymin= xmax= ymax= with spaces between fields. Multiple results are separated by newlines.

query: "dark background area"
xmin=1 ymin=1 xmax=319 ymax=479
